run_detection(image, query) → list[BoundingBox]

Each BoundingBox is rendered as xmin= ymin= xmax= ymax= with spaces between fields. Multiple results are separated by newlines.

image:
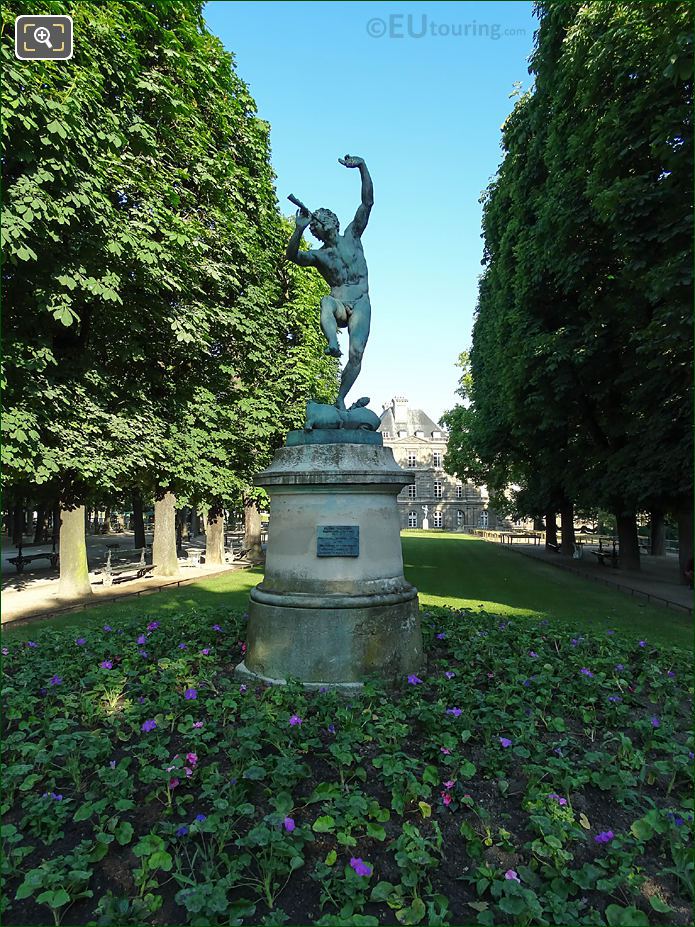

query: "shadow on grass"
xmin=3 ymin=536 xmax=691 ymax=651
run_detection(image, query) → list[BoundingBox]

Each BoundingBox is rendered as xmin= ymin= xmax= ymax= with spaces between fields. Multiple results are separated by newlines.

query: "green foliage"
xmin=2 ymin=604 xmax=692 ymax=924
xmin=444 ymin=1 xmax=692 ymax=523
xmin=2 ymin=1 xmax=337 ymax=509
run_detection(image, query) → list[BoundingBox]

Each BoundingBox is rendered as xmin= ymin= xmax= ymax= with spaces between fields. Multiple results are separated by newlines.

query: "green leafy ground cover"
xmin=2 ymin=602 xmax=692 ymax=926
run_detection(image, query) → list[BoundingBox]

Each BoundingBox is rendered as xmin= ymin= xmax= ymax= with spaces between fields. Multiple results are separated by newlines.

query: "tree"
xmin=445 ymin=1 xmax=692 ymax=571
xmin=2 ymin=1 xmax=337 ymax=588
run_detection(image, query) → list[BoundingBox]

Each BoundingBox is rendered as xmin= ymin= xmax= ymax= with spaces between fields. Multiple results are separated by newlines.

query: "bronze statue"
xmin=286 ymin=155 xmax=373 ymax=411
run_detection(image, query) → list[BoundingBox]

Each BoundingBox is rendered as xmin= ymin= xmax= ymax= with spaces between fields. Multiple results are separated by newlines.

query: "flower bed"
xmin=2 ymin=606 xmax=692 ymax=926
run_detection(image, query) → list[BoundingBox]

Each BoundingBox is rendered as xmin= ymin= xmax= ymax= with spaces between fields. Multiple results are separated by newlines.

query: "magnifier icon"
xmin=33 ymin=26 xmax=53 ymax=49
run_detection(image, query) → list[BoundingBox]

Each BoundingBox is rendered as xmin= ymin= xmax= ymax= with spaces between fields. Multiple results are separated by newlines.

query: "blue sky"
xmin=203 ymin=1 xmax=537 ymax=421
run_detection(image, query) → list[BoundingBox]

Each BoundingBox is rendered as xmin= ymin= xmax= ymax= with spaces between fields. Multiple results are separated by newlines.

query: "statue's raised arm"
xmin=339 ymin=155 xmax=373 ymax=238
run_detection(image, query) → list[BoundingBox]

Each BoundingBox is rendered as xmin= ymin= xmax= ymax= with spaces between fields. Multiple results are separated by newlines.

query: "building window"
xmin=480 ymin=510 xmax=489 ymax=528
xmin=415 ymin=430 xmax=424 ymax=438
xmin=407 ymin=451 xmax=417 ymax=468
xmin=407 ymin=483 xmax=417 ymax=498
xmin=433 ymin=451 xmax=442 ymax=468
xmin=408 ymin=511 xmax=418 ymax=528
xmin=432 ymin=430 xmax=441 ymax=439
xmin=456 ymin=482 xmax=463 ymax=499
xmin=382 ymin=431 xmax=390 ymax=439
xmin=398 ymin=430 xmax=408 ymax=438
xmin=433 ymin=512 xmax=443 ymax=528
xmin=457 ymin=510 xmax=464 ymax=527
xmin=433 ymin=480 xmax=442 ymax=499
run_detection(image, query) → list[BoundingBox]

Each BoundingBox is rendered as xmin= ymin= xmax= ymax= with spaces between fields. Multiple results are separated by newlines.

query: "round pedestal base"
xmin=241 ymin=589 xmax=421 ymax=686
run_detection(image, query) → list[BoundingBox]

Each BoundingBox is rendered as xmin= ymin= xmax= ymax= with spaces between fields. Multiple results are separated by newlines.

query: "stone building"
xmin=378 ymin=396 xmax=505 ymax=531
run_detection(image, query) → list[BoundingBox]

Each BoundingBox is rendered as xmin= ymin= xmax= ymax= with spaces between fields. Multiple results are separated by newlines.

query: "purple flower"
xmin=194 ymin=813 xmax=206 ymax=823
xmin=27 ymin=641 xmax=38 ymax=648
xmin=178 ymin=643 xmax=187 ymax=650
xmin=109 ymin=760 xmax=116 ymax=769
xmin=606 ymin=629 xmax=615 ymax=635
xmin=407 ymin=674 xmax=423 ymax=685
xmin=436 ymin=632 xmax=446 ymax=640
xmin=137 ymin=634 xmax=147 ymax=645
xmin=184 ymin=688 xmax=198 ymax=700
xmin=615 ymin=664 xmax=624 ymax=671
xmin=504 ymin=869 xmax=520 ymax=882
xmin=138 ymin=651 xmax=148 ymax=658
xmin=444 ymin=671 xmax=456 ymax=679
xmin=284 ymin=816 xmax=296 ymax=832
xmin=49 ymin=675 xmax=62 ymax=686
xmin=319 ymin=686 xmax=328 ymax=694
xmin=529 ymin=651 xmax=538 ymax=658
xmin=499 ymin=737 xmax=512 ymax=748
xmin=137 ymin=696 xmax=145 ymax=704
xmin=522 ymin=679 xmax=531 ymax=687
xmin=638 ymin=640 xmax=646 ymax=647
xmin=176 ymin=825 xmax=189 ymax=837
xmin=580 ymin=668 xmax=593 ymax=677
xmin=289 ymin=714 xmax=302 ymax=726
xmin=239 ymin=685 xmax=247 ymax=694
xmin=193 ymin=721 xmax=204 ymax=728
xmin=75 ymin=638 xmax=86 ymax=646
xmin=200 ymin=648 xmax=210 ymax=656
xmin=100 ymin=660 xmax=113 ymax=670
xmin=548 ymin=793 xmax=567 ymax=806
xmin=446 ymin=707 xmax=462 ymax=717
xmin=689 ymin=751 xmax=694 ymax=761
xmin=667 ymin=671 xmax=676 ymax=678
xmin=327 ymin=723 xmax=336 ymax=734
xmin=147 ymin=621 xmax=159 ymax=631
xmin=141 ymin=719 xmax=157 ymax=732
xmin=103 ymin=625 xmax=112 ymax=632
xmin=608 ymin=695 xmax=623 ymax=703
xmin=1 ymin=647 xmax=8 ymax=656
xmin=349 ymin=857 xmax=372 ymax=877
xmin=212 ymin=624 xmax=222 ymax=632
xmin=650 ymin=716 xmax=660 ymax=728
xmin=594 ymin=830 xmax=614 ymax=844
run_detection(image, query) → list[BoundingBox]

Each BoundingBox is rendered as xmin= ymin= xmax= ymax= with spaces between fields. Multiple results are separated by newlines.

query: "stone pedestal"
xmin=236 ymin=435 xmax=422 ymax=688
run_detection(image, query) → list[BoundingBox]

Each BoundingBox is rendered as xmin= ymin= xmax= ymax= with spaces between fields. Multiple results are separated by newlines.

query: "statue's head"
xmin=310 ymin=208 xmax=339 ymax=243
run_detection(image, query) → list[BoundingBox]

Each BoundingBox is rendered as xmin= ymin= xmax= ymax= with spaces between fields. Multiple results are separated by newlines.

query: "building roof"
xmin=379 ymin=398 xmax=445 ymax=438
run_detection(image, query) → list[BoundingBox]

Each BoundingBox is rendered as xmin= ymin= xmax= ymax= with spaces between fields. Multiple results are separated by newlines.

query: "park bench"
xmin=591 ymin=539 xmax=619 ymax=567
xmin=98 ymin=548 xmax=155 ymax=587
xmin=7 ymin=551 xmax=59 ymax=573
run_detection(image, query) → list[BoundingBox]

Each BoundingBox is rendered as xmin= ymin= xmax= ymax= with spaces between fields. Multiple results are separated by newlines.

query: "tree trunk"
xmin=545 ymin=512 xmax=558 ymax=548
xmin=92 ymin=509 xmax=100 ymax=534
xmin=153 ymin=492 xmax=180 ymax=577
xmin=175 ymin=509 xmax=184 ymax=554
xmin=132 ymin=492 xmax=146 ymax=549
xmin=206 ymin=501 xmax=225 ymax=566
xmin=102 ymin=506 xmax=111 ymax=534
xmin=616 ymin=512 xmax=640 ymax=571
xmin=649 ymin=510 xmax=665 ymax=556
xmin=560 ymin=504 xmax=575 ymax=556
xmin=191 ymin=508 xmax=200 ymax=538
xmin=58 ymin=505 xmax=92 ymax=597
xmin=676 ymin=500 xmax=693 ymax=584
xmin=533 ymin=516 xmax=544 ymax=532
xmin=34 ymin=505 xmax=47 ymax=544
xmin=244 ymin=496 xmax=264 ymax=562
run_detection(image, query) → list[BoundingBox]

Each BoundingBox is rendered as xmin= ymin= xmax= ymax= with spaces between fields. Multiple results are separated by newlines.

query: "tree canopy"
xmin=444 ymin=0 xmax=692 ymax=566
xmin=2 ymin=0 xmax=337 ymax=513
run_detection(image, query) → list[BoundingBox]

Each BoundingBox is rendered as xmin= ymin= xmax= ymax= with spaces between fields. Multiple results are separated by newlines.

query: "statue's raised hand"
xmin=339 ymin=154 xmax=364 ymax=168
xmin=295 ymin=209 xmax=311 ymax=230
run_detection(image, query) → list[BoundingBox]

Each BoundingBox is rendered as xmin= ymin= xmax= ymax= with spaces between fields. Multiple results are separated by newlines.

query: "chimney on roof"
xmin=392 ymin=396 xmax=409 ymax=427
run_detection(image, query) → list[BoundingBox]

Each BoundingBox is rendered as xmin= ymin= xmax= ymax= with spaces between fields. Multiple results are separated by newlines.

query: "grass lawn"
xmin=3 ymin=534 xmax=691 ymax=650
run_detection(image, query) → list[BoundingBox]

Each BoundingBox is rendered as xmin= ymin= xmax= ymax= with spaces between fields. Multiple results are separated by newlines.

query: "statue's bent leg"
xmin=336 ymin=298 xmax=371 ymax=410
xmin=320 ymin=297 xmax=343 ymax=357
